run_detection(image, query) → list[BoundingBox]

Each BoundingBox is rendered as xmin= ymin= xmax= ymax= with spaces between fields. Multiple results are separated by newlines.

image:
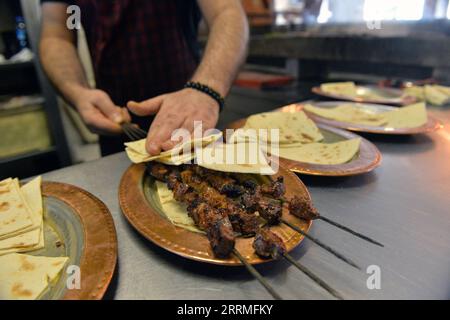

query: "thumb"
xmin=127 ymin=95 xmax=165 ymax=116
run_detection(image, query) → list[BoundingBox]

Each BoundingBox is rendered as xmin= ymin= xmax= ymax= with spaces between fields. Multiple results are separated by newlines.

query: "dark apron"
xmin=75 ymin=0 xmax=201 ymax=155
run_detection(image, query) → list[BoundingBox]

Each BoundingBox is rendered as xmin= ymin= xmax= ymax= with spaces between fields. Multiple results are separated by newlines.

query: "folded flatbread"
xmin=125 ymin=132 xmax=222 ymax=165
xmin=269 ymin=139 xmax=361 ymax=165
xmin=304 ymin=104 xmax=388 ymax=126
xmin=243 ymin=111 xmax=324 ymax=144
xmin=0 ymin=253 xmax=68 ymax=300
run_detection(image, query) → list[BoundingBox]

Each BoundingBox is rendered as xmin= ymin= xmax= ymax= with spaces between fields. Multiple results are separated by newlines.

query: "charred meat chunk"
xmin=261 ymin=177 xmax=286 ymax=199
xmin=253 ymin=229 xmax=286 ymax=260
xmin=149 ymin=163 xmax=170 ymax=181
xmin=289 ymin=196 xmax=320 ymax=221
xmin=220 ymin=184 xmax=245 ymax=198
xmin=207 ymin=217 xmax=236 ymax=258
xmin=256 ymin=197 xmax=283 ymax=225
xmin=227 ymin=210 xmax=260 ymax=236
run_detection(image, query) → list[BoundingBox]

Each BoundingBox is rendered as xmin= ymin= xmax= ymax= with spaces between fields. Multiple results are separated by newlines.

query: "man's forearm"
xmin=40 ymin=37 xmax=90 ymax=106
xmin=192 ymin=6 xmax=249 ymax=97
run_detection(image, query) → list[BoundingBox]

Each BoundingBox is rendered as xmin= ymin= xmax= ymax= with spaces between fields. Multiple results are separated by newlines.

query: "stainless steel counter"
xmin=42 ymin=110 xmax=450 ymax=300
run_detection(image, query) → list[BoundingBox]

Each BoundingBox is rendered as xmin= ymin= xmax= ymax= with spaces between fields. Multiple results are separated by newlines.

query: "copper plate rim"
xmin=226 ymin=118 xmax=382 ymax=177
xmin=301 ymin=110 xmax=443 ymax=136
xmin=42 ymin=182 xmax=118 ymax=300
xmin=119 ymin=164 xmax=312 ymax=266
xmin=311 ymin=86 xmax=417 ymax=106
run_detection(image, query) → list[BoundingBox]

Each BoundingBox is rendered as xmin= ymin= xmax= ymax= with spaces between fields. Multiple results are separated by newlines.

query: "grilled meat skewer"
xmin=252 ymin=228 xmax=343 ymax=299
xmin=232 ymin=174 xmax=383 ymax=248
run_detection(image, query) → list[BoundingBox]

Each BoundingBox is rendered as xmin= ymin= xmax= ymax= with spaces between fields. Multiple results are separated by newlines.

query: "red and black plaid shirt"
xmin=42 ymin=0 xmax=200 ymax=108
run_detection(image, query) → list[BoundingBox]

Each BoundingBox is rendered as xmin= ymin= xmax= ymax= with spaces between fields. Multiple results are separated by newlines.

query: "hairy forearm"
xmin=192 ymin=7 xmax=249 ymax=97
xmin=40 ymin=37 xmax=89 ymax=105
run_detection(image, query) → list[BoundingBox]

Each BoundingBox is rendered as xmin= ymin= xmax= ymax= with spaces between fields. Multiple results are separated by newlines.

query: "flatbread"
xmin=404 ymin=85 xmax=450 ymax=106
xmin=384 ymin=102 xmax=428 ymax=128
xmin=155 ymin=181 xmax=203 ymax=234
xmin=125 ymin=147 xmax=196 ymax=165
xmin=425 ymin=85 xmax=450 ymax=106
xmin=243 ymin=111 xmax=324 ymax=144
xmin=125 ymin=132 xmax=222 ymax=164
xmin=321 ymin=82 xmax=357 ymax=97
xmin=0 ymin=177 xmax=44 ymax=254
xmin=304 ymin=104 xmax=388 ymax=126
xmin=0 ymin=179 xmax=34 ymax=238
xmin=0 ymin=253 xmax=68 ymax=300
xmin=270 ymin=139 xmax=361 ymax=165
xmin=197 ymin=141 xmax=276 ymax=175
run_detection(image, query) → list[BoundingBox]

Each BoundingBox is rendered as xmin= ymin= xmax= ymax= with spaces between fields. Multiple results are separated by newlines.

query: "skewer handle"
xmin=233 ymin=249 xmax=283 ymax=300
xmin=283 ymin=253 xmax=344 ymax=300
xmin=319 ymin=216 xmax=384 ymax=248
xmin=282 ymin=219 xmax=361 ymax=271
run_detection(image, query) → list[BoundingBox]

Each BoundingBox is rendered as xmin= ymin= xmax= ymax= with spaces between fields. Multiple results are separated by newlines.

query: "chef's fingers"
xmin=127 ymin=95 xmax=165 ymax=116
xmin=146 ymin=111 xmax=184 ymax=155
xmin=160 ymin=118 xmax=195 ymax=151
xmin=120 ymin=107 xmax=132 ymax=123
xmin=81 ymin=108 xmax=123 ymax=135
xmin=92 ymin=92 xmax=124 ymax=124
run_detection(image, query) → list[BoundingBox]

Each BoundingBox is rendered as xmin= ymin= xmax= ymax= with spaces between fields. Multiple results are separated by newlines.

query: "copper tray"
xmin=312 ymin=85 xmax=417 ymax=106
xmin=227 ymin=118 xmax=381 ymax=177
xmin=292 ymin=102 xmax=442 ymax=135
xmin=35 ymin=182 xmax=117 ymax=300
xmin=119 ymin=164 xmax=312 ymax=266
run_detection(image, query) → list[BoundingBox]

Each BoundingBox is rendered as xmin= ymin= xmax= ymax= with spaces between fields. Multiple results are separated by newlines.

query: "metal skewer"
xmin=233 ymin=249 xmax=283 ymax=300
xmin=317 ymin=215 xmax=384 ymax=247
xmin=282 ymin=219 xmax=361 ymax=270
xmin=282 ymin=253 xmax=343 ymax=300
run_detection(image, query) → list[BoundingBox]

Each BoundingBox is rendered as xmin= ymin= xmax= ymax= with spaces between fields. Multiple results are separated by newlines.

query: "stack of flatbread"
xmin=404 ymin=85 xmax=450 ymax=106
xmin=0 ymin=177 xmax=44 ymax=255
xmin=304 ymin=102 xmax=428 ymax=129
xmin=0 ymin=176 xmax=68 ymax=300
xmin=239 ymin=111 xmax=361 ymax=166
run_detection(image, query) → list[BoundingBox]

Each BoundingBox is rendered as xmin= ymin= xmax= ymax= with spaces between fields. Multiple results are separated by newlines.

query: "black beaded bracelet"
xmin=185 ymin=81 xmax=225 ymax=112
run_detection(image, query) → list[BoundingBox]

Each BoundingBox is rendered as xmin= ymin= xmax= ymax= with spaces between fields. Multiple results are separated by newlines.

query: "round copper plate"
xmin=227 ymin=118 xmax=382 ymax=177
xmin=289 ymin=102 xmax=442 ymax=135
xmin=42 ymin=182 xmax=117 ymax=300
xmin=312 ymin=85 xmax=417 ymax=106
xmin=119 ymin=164 xmax=312 ymax=266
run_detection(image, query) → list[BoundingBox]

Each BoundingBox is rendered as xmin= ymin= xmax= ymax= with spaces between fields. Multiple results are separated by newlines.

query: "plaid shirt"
xmin=42 ymin=0 xmax=200 ymax=108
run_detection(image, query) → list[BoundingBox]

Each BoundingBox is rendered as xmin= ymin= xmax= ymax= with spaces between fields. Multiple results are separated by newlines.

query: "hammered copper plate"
xmin=291 ymin=102 xmax=442 ymax=135
xmin=227 ymin=118 xmax=381 ymax=177
xmin=312 ymin=85 xmax=417 ymax=106
xmin=119 ymin=164 xmax=312 ymax=266
xmin=34 ymin=182 xmax=118 ymax=300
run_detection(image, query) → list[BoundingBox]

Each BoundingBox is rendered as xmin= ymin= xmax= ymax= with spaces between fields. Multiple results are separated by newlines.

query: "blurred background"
xmin=0 ymin=0 xmax=449 ymax=179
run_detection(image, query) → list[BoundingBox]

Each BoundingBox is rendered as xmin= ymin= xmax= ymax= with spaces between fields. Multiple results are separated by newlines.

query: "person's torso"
xmin=75 ymin=0 xmax=200 ymax=106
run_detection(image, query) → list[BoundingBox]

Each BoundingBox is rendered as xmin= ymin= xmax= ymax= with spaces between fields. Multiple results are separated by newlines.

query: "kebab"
xmin=149 ymin=163 xmax=283 ymax=299
xmin=231 ymin=173 xmax=383 ymax=248
xmin=150 ymin=163 xmax=343 ymax=299
xmin=203 ymin=171 xmax=362 ymax=269
xmin=151 ymin=163 xmax=358 ymax=269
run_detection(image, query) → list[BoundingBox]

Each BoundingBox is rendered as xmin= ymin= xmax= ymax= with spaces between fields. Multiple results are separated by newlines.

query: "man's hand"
xmin=127 ymin=88 xmax=220 ymax=155
xmin=74 ymin=88 xmax=131 ymax=135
